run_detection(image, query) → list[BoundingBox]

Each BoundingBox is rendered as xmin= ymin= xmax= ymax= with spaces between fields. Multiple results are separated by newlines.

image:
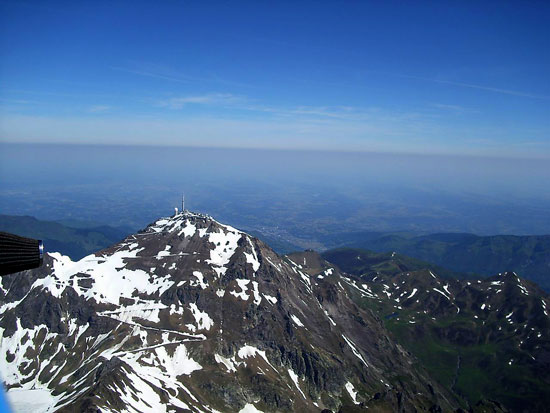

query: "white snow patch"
xmin=239 ymin=403 xmax=264 ymax=413
xmin=263 ymin=294 xmax=277 ymax=304
xmin=215 ymin=353 xmax=243 ymax=373
xmin=299 ymin=271 xmax=311 ymax=290
xmin=104 ymin=342 xmax=200 ymax=413
xmin=6 ymin=388 xmax=57 ymax=413
xmin=238 ymin=345 xmax=276 ymax=370
xmin=156 ymin=245 xmax=172 ymax=259
xmin=517 ymin=282 xmax=529 ymax=296
xmin=244 ymin=237 xmax=260 ymax=273
xmin=230 ymin=279 xmax=250 ymax=301
xmin=342 ymin=277 xmax=376 ymax=298
xmin=290 ymin=314 xmax=304 ymax=327
xmin=156 ymin=343 xmax=202 ymax=376
xmin=433 ymin=288 xmax=451 ymax=300
xmin=345 ymin=382 xmax=359 ymax=405
xmin=0 ymin=320 xmax=60 ymax=387
xmin=342 ymin=334 xmax=369 ymax=368
xmin=251 ymin=281 xmax=262 ymax=305
xmin=189 ymin=303 xmax=214 ymax=330
xmin=150 ymin=218 xmax=170 ymax=232
xmin=206 ymin=227 xmax=242 ymax=277
xmin=406 ymin=288 xmax=418 ymax=299
xmin=35 ymin=249 xmax=174 ymax=306
xmin=171 ymin=303 xmax=185 ymax=316
xmin=288 ymin=368 xmax=306 ymax=399
xmin=190 ymin=271 xmax=208 ymax=289
xmin=323 ymin=309 xmax=337 ymax=326
xmin=178 ymin=221 xmax=196 ymax=238
xmin=100 ymin=303 xmax=167 ymax=324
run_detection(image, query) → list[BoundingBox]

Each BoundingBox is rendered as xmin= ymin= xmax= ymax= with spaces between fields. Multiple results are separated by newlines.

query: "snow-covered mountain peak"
xmin=0 ymin=212 xmax=459 ymax=413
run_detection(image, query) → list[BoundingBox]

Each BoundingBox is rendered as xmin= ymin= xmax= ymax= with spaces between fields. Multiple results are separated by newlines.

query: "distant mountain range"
xmin=334 ymin=233 xmax=550 ymax=292
xmin=1 ymin=211 xmax=548 ymax=412
xmin=306 ymin=248 xmax=550 ymax=412
xmin=0 ymin=214 xmax=131 ymax=260
xmin=3 ymin=214 xmax=549 ymax=293
xmin=321 ymin=248 xmax=470 ymax=281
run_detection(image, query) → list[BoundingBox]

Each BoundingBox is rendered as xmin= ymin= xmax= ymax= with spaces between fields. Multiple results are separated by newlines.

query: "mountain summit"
xmin=0 ymin=212 xmax=459 ymax=412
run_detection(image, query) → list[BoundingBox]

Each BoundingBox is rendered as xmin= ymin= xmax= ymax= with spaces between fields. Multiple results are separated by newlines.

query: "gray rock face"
xmin=0 ymin=212 xmax=458 ymax=412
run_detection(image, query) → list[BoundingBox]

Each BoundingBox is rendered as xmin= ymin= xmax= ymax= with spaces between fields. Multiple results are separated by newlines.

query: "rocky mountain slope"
xmin=310 ymin=249 xmax=550 ymax=412
xmin=0 ymin=212 xmax=460 ymax=413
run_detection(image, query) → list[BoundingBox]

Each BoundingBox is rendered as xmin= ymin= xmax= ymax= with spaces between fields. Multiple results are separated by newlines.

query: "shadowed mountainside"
xmin=0 ymin=214 xmax=131 ymax=260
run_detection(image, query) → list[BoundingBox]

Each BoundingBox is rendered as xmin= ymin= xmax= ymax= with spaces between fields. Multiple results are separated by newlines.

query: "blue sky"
xmin=1 ymin=1 xmax=549 ymax=157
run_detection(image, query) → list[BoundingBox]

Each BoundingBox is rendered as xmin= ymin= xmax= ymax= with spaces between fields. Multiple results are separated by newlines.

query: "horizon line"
xmin=1 ymin=140 xmax=550 ymax=162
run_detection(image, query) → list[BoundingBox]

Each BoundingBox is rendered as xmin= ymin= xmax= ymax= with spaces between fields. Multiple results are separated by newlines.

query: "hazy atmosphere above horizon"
xmin=1 ymin=1 xmax=549 ymax=158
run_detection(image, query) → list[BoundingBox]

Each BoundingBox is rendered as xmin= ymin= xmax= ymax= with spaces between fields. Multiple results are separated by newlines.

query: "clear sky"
xmin=1 ymin=1 xmax=549 ymax=158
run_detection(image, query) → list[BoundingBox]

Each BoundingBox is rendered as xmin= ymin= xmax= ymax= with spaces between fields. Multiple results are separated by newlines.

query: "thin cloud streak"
xmin=111 ymin=63 xmax=254 ymax=89
xmin=432 ymin=103 xmax=467 ymax=111
xmin=431 ymin=103 xmax=479 ymax=114
xmin=111 ymin=66 xmax=192 ymax=84
xmin=433 ymin=79 xmax=550 ymax=100
xmin=157 ymin=93 xmax=246 ymax=109
xmin=88 ymin=105 xmax=112 ymax=113
xmin=157 ymin=93 xmax=428 ymax=124
xmin=394 ymin=73 xmax=550 ymax=100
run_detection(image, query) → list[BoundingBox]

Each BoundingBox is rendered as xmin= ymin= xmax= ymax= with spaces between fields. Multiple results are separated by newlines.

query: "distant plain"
xmin=2 ymin=143 xmax=550 ymax=251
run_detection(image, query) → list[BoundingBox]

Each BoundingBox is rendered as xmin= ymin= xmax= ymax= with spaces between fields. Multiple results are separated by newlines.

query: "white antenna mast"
xmin=182 ymin=193 xmax=185 ymax=212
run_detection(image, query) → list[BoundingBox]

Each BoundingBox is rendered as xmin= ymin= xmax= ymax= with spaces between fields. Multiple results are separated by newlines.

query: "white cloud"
xmin=157 ymin=93 xmax=245 ymax=109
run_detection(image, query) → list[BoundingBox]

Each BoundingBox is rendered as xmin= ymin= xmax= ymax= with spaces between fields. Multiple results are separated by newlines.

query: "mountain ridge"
xmin=0 ymin=211 xmax=461 ymax=412
xmin=337 ymin=233 xmax=550 ymax=291
xmin=0 ymin=214 xmax=131 ymax=261
xmin=307 ymin=248 xmax=549 ymax=411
